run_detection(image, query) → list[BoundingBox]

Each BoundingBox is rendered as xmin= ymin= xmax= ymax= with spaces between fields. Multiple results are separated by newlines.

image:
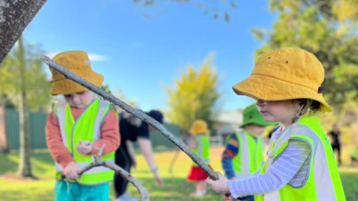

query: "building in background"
xmin=213 ymin=110 xmax=243 ymax=146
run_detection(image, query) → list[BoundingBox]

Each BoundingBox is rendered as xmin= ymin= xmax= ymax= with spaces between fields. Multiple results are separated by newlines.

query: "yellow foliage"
xmin=333 ymin=0 xmax=358 ymax=24
xmin=166 ymin=53 xmax=219 ymax=132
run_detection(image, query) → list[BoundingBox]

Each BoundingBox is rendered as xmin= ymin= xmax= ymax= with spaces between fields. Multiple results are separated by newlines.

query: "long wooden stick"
xmin=41 ymin=56 xmax=218 ymax=180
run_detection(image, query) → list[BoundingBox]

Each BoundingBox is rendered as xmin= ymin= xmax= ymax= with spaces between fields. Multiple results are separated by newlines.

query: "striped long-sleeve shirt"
xmin=228 ymin=127 xmax=311 ymax=198
xmin=222 ymin=134 xmax=240 ymax=179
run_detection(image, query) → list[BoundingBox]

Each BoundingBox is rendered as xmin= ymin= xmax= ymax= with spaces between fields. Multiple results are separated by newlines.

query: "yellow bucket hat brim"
xmin=233 ymin=74 xmax=332 ymax=112
xmin=51 ymin=71 xmax=103 ymax=95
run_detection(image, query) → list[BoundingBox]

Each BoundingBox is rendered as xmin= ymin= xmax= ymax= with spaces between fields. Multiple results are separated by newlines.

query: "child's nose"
xmin=256 ymin=100 xmax=266 ymax=106
xmin=72 ymin=94 xmax=80 ymax=102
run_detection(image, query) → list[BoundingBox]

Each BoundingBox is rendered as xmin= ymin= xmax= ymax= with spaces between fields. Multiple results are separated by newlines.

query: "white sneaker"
xmin=117 ymin=193 xmax=139 ymax=201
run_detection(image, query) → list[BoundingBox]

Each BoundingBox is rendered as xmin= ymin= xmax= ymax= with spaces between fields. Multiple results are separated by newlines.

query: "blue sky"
xmin=23 ymin=0 xmax=276 ymax=112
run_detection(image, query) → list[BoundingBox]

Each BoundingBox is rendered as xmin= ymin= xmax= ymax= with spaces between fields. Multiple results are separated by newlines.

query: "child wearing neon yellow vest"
xmin=45 ymin=51 xmax=120 ymax=201
xmin=187 ymin=120 xmax=212 ymax=197
xmin=207 ymin=47 xmax=346 ymax=201
xmin=222 ymin=103 xmax=276 ymax=201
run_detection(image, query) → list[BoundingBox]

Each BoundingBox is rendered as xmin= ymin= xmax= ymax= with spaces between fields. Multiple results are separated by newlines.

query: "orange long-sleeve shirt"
xmin=46 ymin=106 xmax=120 ymax=168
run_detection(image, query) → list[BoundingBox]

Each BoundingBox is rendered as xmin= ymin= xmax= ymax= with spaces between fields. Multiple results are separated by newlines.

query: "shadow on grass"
xmin=0 ymin=153 xmax=18 ymax=174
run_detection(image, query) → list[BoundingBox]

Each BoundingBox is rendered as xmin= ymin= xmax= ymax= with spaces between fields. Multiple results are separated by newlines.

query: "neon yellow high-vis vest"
xmin=53 ymin=98 xmax=116 ymax=186
xmin=232 ymin=131 xmax=265 ymax=179
xmin=193 ymin=135 xmax=210 ymax=166
xmin=256 ymin=116 xmax=346 ymax=201
xmin=352 ymin=150 xmax=358 ymax=159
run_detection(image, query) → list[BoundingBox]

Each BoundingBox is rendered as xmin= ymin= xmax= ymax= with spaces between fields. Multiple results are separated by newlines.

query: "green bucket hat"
xmin=240 ymin=103 xmax=277 ymax=128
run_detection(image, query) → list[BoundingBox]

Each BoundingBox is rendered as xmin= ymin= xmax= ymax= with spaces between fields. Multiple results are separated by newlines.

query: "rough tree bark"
xmin=0 ymin=0 xmax=47 ymax=64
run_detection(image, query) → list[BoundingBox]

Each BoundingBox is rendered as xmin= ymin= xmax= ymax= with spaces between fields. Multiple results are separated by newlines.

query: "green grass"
xmin=1 ymin=148 xmax=358 ymax=201
xmin=340 ymin=168 xmax=358 ymax=200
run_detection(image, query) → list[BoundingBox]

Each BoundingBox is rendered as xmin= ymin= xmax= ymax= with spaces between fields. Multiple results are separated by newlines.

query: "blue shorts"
xmin=55 ymin=180 xmax=109 ymax=201
xmin=241 ymin=195 xmax=254 ymax=201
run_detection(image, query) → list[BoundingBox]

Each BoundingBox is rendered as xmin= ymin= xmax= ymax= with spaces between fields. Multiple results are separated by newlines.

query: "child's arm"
xmin=46 ymin=113 xmax=75 ymax=168
xmin=138 ymin=137 xmax=163 ymax=186
xmin=208 ymin=140 xmax=311 ymax=198
xmin=227 ymin=140 xmax=311 ymax=198
xmin=188 ymin=138 xmax=197 ymax=150
xmin=90 ymin=109 xmax=120 ymax=155
xmin=222 ymin=134 xmax=239 ymax=180
xmin=126 ymin=140 xmax=137 ymax=168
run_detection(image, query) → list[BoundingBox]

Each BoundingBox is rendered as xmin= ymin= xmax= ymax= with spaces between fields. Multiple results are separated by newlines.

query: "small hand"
xmin=206 ymin=172 xmax=230 ymax=195
xmin=154 ymin=173 xmax=163 ymax=186
xmin=76 ymin=140 xmax=92 ymax=155
xmin=63 ymin=162 xmax=81 ymax=179
xmin=131 ymin=159 xmax=137 ymax=169
xmin=222 ymin=194 xmax=235 ymax=201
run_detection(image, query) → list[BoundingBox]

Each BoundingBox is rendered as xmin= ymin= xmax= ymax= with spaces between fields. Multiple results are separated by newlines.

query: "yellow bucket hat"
xmin=189 ymin=120 xmax=209 ymax=135
xmin=50 ymin=50 xmax=104 ymax=95
xmin=233 ymin=47 xmax=332 ymax=112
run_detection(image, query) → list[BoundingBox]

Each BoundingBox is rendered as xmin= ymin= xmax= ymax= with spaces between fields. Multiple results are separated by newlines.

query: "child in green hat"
xmin=222 ymin=103 xmax=275 ymax=201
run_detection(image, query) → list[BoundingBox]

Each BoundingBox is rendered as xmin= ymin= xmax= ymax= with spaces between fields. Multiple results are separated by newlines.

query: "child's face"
xmin=64 ymin=91 xmax=93 ymax=108
xmin=244 ymin=124 xmax=266 ymax=137
xmin=256 ymin=100 xmax=300 ymax=127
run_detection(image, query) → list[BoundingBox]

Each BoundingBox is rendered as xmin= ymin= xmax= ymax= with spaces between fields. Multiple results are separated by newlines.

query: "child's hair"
xmin=296 ymin=99 xmax=322 ymax=117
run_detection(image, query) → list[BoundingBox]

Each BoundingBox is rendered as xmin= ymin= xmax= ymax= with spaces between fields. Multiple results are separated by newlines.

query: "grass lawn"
xmin=1 ymin=147 xmax=358 ymax=201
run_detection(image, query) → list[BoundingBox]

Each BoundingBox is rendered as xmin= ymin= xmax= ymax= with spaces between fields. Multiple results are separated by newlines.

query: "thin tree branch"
xmin=41 ymin=56 xmax=218 ymax=181
xmin=78 ymin=144 xmax=150 ymax=201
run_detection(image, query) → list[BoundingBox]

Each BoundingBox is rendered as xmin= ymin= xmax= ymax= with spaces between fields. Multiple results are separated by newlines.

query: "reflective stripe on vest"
xmin=233 ymin=131 xmax=265 ymax=179
xmin=193 ymin=135 xmax=210 ymax=166
xmin=53 ymin=98 xmax=116 ymax=186
xmin=256 ymin=116 xmax=346 ymax=201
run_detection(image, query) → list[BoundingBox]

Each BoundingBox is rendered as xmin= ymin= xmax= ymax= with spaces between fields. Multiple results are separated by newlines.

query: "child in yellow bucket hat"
xmin=187 ymin=120 xmax=213 ymax=197
xmin=45 ymin=51 xmax=120 ymax=201
xmin=207 ymin=47 xmax=346 ymax=201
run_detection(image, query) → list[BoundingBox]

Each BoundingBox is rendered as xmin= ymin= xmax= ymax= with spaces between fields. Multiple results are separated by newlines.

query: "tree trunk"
xmin=17 ymin=36 xmax=32 ymax=177
xmin=0 ymin=105 xmax=9 ymax=153
xmin=18 ymin=91 xmax=32 ymax=177
xmin=0 ymin=0 xmax=47 ymax=64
